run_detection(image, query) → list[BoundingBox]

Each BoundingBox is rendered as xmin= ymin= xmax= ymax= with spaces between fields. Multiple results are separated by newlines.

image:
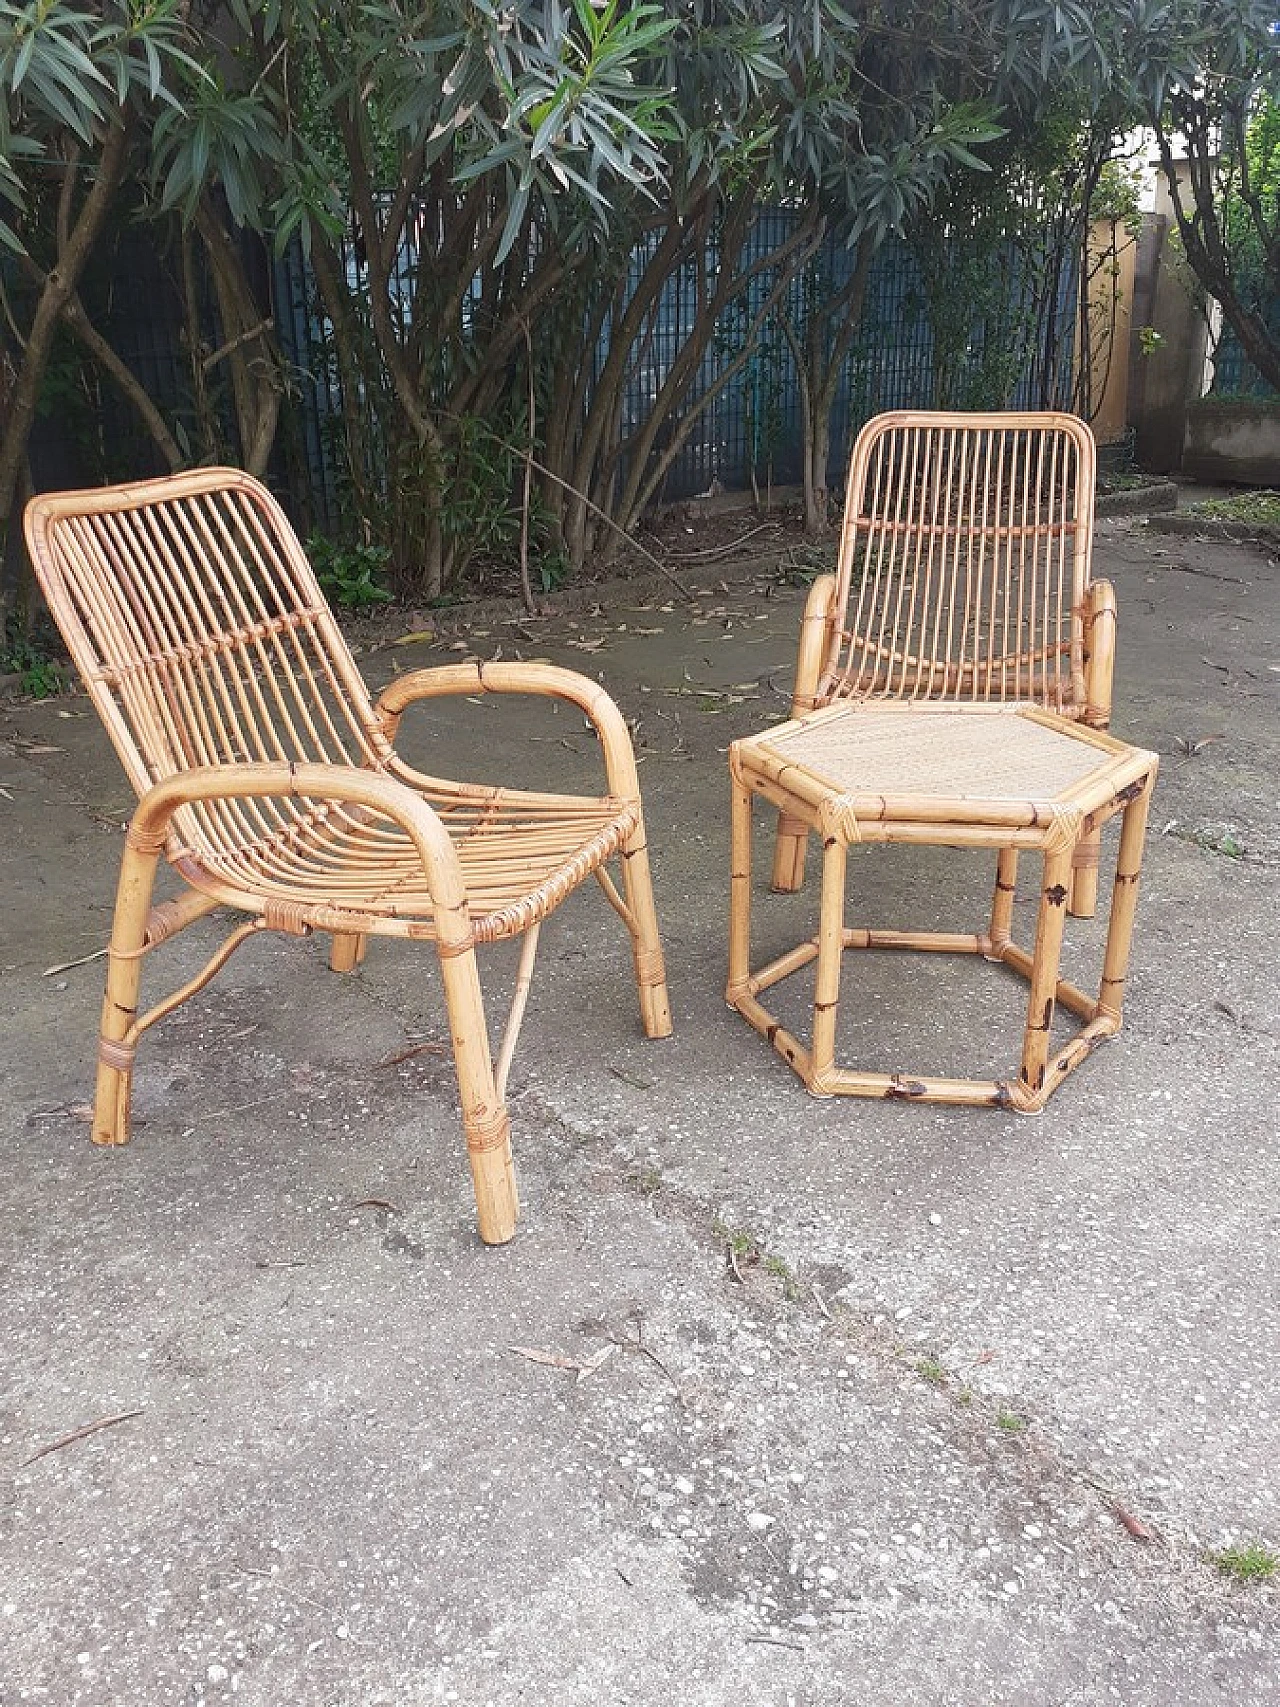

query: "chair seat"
xmin=173 ymin=781 xmax=640 ymax=943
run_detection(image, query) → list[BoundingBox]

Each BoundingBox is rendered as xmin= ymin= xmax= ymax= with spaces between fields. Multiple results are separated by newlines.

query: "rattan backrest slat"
xmin=828 ymin=412 xmax=1095 ymax=715
xmin=25 ymin=470 xmax=397 ymax=857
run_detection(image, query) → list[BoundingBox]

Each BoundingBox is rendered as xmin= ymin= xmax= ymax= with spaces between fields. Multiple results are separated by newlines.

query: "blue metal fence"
xmin=1211 ymin=312 xmax=1280 ymax=396
xmin=29 ymin=203 xmax=1076 ymax=526
xmin=274 ymin=208 xmax=1078 ymax=531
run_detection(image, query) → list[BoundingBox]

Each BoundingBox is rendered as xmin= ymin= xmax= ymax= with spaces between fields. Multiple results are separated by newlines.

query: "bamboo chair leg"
xmin=620 ymin=813 xmax=673 ymax=1039
xmin=727 ymin=768 xmax=754 ymax=1004
xmin=1096 ymin=776 xmax=1155 ymax=1026
xmin=771 ymin=812 xmax=809 ymax=892
xmin=93 ymin=831 xmax=164 ymax=1147
xmin=1017 ymin=846 xmax=1073 ymax=1102
xmin=1068 ymin=832 xmax=1100 ymax=919
xmin=437 ymin=940 xmax=519 ymax=1246
xmin=771 ymin=570 xmax=835 ymax=895
xmin=987 ymin=848 xmax=1018 ymax=957
xmin=808 ymin=831 xmax=848 ymax=1095
xmin=329 ymin=932 xmax=368 ymax=972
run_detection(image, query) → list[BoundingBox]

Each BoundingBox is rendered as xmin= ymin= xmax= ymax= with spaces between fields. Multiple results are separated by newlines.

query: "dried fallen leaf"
xmin=1114 ymin=1502 xmax=1155 ymax=1542
xmin=509 ymin=1345 xmax=581 ymax=1371
xmin=1173 ymin=733 xmax=1221 ymax=761
xmin=576 ymin=1344 xmax=616 ymax=1384
xmin=390 ymin=630 xmax=435 ymax=647
xmin=27 ymin=1102 xmax=93 ymax=1124
xmin=608 ymin=1065 xmax=654 ymax=1090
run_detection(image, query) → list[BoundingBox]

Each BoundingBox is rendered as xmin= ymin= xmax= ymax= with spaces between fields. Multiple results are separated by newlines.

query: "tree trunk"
xmin=1153 ymin=119 xmax=1280 ymax=396
xmin=608 ymin=211 xmax=823 ymax=553
xmin=55 ymin=287 xmax=185 ymax=471
xmin=309 ymin=232 xmax=379 ymax=527
xmin=195 ymin=203 xmax=284 ymax=478
xmin=0 ymin=119 xmax=131 ymax=540
xmin=782 ymin=244 xmax=872 ymax=536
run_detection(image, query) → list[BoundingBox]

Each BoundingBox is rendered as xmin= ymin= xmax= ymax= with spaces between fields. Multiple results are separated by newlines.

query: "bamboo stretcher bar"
xmin=746 ymin=933 xmax=1099 ymax=1023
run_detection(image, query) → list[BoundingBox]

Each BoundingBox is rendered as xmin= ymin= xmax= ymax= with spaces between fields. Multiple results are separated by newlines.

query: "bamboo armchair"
xmin=773 ymin=411 xmax=1115 ymax=916
xmin=24 ymin=468 xmax=672 ymax=1245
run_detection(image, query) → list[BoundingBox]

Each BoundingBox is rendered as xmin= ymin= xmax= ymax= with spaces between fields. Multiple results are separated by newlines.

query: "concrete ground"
xmin=1 ymin=513 xmax=1276 ymax=1706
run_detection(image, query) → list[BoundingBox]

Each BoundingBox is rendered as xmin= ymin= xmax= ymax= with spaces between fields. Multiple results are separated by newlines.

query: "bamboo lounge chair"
xmin=24 ymin=468 xmax=672 ymax=1245
xmin=772 ymin=410 xmax=1115 ymax=916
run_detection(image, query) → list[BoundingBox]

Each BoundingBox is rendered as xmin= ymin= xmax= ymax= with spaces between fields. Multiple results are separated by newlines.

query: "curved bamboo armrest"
xmin=1083 ymin=578 xmax=1117 ymax=729
xmin=789 ymin=573 xmax=840 ymax=716
xmin=375 ymin=661 xmax=642 ymax=799
xmin=126 ymin=760 xmax=473 ymax=931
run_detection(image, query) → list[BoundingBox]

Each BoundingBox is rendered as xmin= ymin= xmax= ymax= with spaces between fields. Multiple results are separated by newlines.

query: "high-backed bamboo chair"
xmin=772 ymin=410 xmax=1115 ymax=916
xmin=24 ymin=468 xmax=672 ymax=1245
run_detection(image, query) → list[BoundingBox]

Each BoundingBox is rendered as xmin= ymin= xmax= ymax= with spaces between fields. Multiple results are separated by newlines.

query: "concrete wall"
xmin=1080 ymin=219 xmax=1138 ymax=446
xmin=1126 ymin=210 xmax=1208 ymax=473
xmin=1183 ymin=398 xmax=1280 ymax=484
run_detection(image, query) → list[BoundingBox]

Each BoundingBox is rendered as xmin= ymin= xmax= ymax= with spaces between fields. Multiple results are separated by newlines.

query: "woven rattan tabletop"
xmin=739 ymin=702 xmax=1149 ymax=822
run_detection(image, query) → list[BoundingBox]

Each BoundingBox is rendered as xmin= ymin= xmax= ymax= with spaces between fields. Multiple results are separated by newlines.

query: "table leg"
xmin=809 ymin=830 xmax=848 ymax=1093
xmin=1097 ymin=773 xmax=1155 ymax=1026
xmin=1018 ymin=845 xmax=1073 ymax=1102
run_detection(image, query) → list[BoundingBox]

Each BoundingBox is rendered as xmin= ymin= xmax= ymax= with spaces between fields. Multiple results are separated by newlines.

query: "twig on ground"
xmin=608 ymin=1065 xmax=654 ymax=1090
xmin=611 ymin=1316 xmax=682 ymax=1396
xmin=664 ymin=522 xmax=783 ymax=561
xmin=377 ymin=1039 xmax=447 ymax=1067
xmin=21 ymin=1408 xmax=144 ymax=1467
xmin=42 ymin=947 xmax=107 ymax=976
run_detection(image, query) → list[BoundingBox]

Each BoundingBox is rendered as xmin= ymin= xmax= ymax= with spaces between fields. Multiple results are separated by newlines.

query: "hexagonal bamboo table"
xmin=727 ymin=702 xmax=1159 ymax=1111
